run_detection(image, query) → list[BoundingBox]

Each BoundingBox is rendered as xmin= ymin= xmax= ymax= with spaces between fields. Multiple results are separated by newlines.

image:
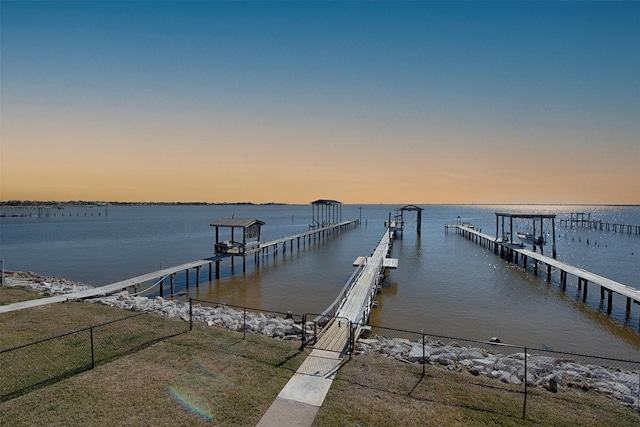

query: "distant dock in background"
xmin=559 ymin=212 xmax=640 ymax=235
xmin=446 ymin=222 xmax=640 ymax=326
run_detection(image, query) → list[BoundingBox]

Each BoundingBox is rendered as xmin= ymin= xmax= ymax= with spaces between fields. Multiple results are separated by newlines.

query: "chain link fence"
xmin=358 ymin=325 xmax=640 ymax=419
xmin=3 ymin=296 xmax=639 ymax=422
xmin=190 ymin=298 xmax=304 ymax=365
xmin=0 ymin=312 xmax=188 ymax=402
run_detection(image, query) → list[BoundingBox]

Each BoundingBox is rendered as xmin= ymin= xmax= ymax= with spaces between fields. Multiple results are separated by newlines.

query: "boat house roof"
xmin=311 ymin=199 xmax=342 ymax=205
xmin=400 ymin=204 xmax=424 ymax=211
xmin=210 ymin=218 xmax=265 ymax=228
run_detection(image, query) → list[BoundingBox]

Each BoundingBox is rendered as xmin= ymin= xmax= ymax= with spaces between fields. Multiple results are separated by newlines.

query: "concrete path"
xmin=256 ymin=349 xmax=344 ymax=427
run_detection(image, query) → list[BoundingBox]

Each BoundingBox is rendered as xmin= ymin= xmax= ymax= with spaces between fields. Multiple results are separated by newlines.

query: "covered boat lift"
xmin=211 ymin=218 xmax=265 ymax=272
xmin=495 ymin=212 xmax=557 ymax=258
xmin=310 ymin=199 xmax=342 ymax=229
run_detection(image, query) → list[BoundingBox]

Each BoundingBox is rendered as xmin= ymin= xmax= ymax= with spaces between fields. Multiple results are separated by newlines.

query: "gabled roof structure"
xmin=311 ymin=199 xmax=342 ymax=205
xmin=400 ymin=204 xmax=424 ymax=211
xmin=210 ymin=218 xmax=265 ymax=228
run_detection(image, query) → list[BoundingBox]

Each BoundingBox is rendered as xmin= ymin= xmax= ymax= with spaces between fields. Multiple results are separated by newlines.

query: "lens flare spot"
xmin=167 ymin=385 xmax=213 ymax=421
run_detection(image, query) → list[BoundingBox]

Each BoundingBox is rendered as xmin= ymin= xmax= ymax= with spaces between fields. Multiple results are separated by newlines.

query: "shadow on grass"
xmin=332 ymin=358 xmax=528 ymax=423
xmin=1 ymin=329 xmax=190 ymax=403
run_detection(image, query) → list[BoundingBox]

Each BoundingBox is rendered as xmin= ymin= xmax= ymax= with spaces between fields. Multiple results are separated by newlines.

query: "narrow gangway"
xmin=257 ymin=229 xmax=398 ymax=427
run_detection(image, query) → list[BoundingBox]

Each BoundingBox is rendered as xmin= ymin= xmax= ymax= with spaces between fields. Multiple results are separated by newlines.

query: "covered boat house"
xmin=211 ymin=218 xmax=265 ymax=256
xmin=495 ymin=212 xmax=557 ymax=258
xmin=310 ymin=199 xmax=342 ymax=229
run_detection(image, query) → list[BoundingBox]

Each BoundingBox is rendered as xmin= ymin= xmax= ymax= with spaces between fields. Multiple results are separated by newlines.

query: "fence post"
xmin=349 ymin=321 xmax=353 ymax=361
xmin=522 ymin=346 xmax=528 ymax=420
xmin=422 ymin=331 xmax=425 ymax=378
xmin=189 ymin=298 xmax=193 ymax=331
xmin=300 ymin=314 xmax=306 ymax=351
xmin=90 ymin=327 xmax=95 ymax=369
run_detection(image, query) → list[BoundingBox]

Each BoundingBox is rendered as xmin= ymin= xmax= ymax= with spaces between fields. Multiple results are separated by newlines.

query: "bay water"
xmin=1 ymin=204 xmax=639 ymax=359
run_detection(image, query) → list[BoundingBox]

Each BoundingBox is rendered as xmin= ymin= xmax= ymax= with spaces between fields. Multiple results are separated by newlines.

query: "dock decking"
xmin=0 ymin=259 xmax=219 ymax=314
xmin=314 ymin=230 xmax=397 ymax=353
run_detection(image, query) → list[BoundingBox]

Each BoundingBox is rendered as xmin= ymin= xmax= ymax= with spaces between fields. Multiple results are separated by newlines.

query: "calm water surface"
xmin=1 ymin=204 xmax=639 ymax=359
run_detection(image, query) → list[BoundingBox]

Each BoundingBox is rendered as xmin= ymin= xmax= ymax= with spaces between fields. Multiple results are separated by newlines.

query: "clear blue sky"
xmin=2 ymin=1 xmax=639 ymax=203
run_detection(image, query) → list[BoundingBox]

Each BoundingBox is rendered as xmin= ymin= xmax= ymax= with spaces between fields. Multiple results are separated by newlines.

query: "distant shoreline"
xmin=0 ymin=201 xmax=289 ymax=207
xmin=1 ymin=201 xmax=638 ymax=207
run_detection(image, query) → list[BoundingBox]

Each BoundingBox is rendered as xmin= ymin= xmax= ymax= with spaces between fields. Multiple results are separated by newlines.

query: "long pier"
xmin=314 ymin=228 xmax=397 ymax=352
xmin=447 ymin=224 xmax=640 ymax=319
xmin=257 ymin=228 xmax=398 ymax=427
xmin=0 ymin=220 xmax=359 ymax=314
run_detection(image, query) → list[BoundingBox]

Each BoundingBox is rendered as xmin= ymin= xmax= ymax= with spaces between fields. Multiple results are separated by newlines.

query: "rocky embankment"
xmin=356 ymin=336 xmax=639 ymax=408
xmin=3 ymin=270 xmax=93 ymax=295
xmin=88 ymin=292 xmax=307 ymax=340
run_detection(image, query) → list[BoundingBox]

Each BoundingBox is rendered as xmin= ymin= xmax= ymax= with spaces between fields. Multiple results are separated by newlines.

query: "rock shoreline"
xmin=88 ymin=292 xmax=309 ymax=341
xmin=356 ymin=336 xmax=639 ymax=408
xmin=3 ymin=270 xmax=93 ymax=295
xmin=4 ymin=272 xmax=638 ymax=409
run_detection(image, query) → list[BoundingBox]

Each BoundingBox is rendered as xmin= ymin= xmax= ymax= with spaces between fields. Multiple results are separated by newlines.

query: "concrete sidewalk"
xmin=256 ymin=349 xmax=345 ymax=427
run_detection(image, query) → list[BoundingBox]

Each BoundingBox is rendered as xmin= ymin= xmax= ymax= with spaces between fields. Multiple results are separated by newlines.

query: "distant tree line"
xmin=0 ymin=201 xmax=287 ymax=207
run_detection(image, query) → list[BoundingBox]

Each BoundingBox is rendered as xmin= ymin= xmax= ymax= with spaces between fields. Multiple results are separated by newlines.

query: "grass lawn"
xmin=1 ymin=287 xmax=638 ymax=426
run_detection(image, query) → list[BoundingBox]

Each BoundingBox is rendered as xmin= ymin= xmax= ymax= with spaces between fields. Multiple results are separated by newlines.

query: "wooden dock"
xmin=314 ymin=229 xmax=397 ymax=353
xmin=447 ymin=224 xmax=640 ymax=318
xmin=0 ymin=220 xmax=360 ymax=314
xmin=0 ymin=259 xmax=218 ymax=314
xmin=559 ymin=213 xmax=640 ymax=235
xmin=212 ymin=220 xmax=359 ymax=274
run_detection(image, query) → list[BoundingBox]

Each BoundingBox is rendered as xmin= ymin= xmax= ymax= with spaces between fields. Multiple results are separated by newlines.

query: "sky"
xmin=1 ymin=1 xmax=639 ymax=205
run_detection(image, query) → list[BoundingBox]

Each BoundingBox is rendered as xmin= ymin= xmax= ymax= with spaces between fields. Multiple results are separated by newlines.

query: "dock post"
xmin=546 ymin=265 xmax=551 ymax=282
xmin=582 ymin=280 xmax=588 ymax=301
xmin=607 ymin=290 xmax=613 ymax=314
xmin=196 ymin=266 xmax=201 ymax=287
xmin=209 ymin=262 xmax=212 ymax=281
xmin=626 ymin=298 xmax=632 ymax=317
xmin=185 ymin=269 xmax=189 ymax=289
xmin=159 ymin=278 xmax=163 ymax=297
xmin=170 ymin=274 xmax=175 ymax=295
xmin=216 ymin=260 xmax=220 ymax=279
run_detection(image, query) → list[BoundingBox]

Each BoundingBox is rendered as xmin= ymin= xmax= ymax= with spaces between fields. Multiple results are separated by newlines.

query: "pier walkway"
xmin=448 ymin=224 xmax=640 ymax=317
xmin=0 ymin=221 xmax=359 ymax=314
xmin=258 ymin=229 xmax=397 ymax=427
xmin=0 ymin=259 xmax=218 ymax=314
